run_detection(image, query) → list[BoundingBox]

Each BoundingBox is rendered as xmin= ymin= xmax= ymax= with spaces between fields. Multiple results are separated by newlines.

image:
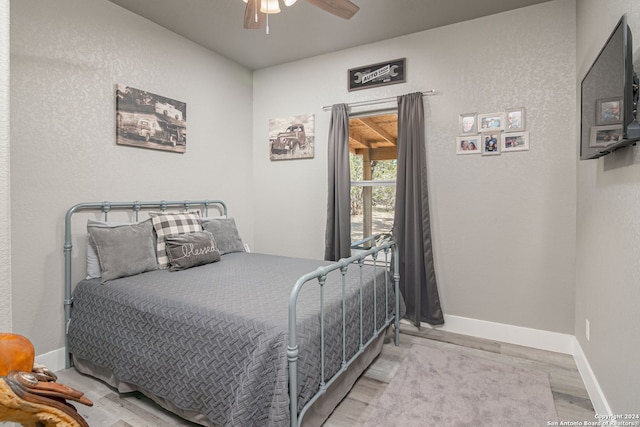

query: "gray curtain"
xmin=393 ymin=92 xmax=444 ymax=326
xmin=324 ymin=103 xmax=351 ymax=261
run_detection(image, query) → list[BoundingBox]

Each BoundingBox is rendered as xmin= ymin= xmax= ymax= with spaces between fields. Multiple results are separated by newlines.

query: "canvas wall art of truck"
xmin=115 ymin=84 xmax=187 ymax=153
xmin=270 ymin=124 xmax=307 ymax=155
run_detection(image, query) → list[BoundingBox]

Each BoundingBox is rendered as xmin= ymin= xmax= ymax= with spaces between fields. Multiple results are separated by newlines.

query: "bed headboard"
xmin=63 ymin=199 xmax=227 ymax=367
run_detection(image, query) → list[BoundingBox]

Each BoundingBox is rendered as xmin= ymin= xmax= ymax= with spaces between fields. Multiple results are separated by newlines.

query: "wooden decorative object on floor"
xmin=0 ymin=333 xmax=93 ymax=427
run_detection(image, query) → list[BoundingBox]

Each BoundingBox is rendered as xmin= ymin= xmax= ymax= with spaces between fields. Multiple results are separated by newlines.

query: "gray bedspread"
xmin=67 ymin=252 xmax=401 ymax=427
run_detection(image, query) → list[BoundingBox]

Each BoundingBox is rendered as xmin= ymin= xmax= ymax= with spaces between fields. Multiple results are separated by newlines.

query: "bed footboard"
xmin=288 ymin=236 xmax=400 ymax=427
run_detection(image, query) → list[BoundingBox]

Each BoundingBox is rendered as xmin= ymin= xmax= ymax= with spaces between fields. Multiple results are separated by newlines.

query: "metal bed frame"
xmin=63 ymin=199 xmax=401 ymax=427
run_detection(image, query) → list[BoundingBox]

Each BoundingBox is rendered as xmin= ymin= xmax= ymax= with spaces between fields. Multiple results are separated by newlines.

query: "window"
xmin=348 ymin=113 xmax=398 ymax=243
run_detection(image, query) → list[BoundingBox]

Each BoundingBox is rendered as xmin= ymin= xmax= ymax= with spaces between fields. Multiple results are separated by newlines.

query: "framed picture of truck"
xmin=115 ymin=84 xmax=187 ymax=153
xmin=269 ymin=113 xmax=314 ymax=161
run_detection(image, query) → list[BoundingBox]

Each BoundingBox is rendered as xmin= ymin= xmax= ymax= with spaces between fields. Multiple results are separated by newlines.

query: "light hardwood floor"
xmin=49 ymin=325 xmax=595 ymax=427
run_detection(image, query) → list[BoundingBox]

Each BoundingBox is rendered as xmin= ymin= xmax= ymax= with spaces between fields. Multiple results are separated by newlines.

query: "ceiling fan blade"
xmin=305 ymin=0 xmax=360 ymax=19
xmin=244 ymin=0 xmax=266 ymax=29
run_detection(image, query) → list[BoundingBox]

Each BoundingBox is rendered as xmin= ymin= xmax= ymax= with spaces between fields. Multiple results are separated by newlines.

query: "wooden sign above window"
xmin=348 ymin=58 xmax=406 ymax=92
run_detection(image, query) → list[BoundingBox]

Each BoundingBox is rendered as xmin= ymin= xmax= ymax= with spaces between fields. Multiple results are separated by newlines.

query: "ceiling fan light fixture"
xmin=260 ymin=0 xmax=281 ymax=14
xmin=243 ymin=0 xmax=359 ymax=33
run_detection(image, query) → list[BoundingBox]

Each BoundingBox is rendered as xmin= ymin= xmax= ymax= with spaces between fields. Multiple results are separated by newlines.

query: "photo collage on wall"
xmin=456 ymin=108 xmax=529 ymax=156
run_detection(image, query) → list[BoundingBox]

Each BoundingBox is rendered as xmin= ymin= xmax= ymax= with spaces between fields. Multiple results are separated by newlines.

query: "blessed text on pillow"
xmin=165 ymin=231 xmax=221 ymax=271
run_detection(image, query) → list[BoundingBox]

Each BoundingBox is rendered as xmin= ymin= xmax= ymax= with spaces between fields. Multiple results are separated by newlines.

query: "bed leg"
xmin=288 ymin=344 xmax=298 ymax=427
xmin=393 ymin=245 xmax=400 ymax=347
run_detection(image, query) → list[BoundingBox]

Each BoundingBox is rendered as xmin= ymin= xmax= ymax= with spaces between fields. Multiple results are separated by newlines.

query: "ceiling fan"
xmin=243 ymin=0 xmax=360 ymax=31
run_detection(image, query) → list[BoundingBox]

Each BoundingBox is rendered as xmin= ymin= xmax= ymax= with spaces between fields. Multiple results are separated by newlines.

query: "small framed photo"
xmin=459 ymin=113 xmax=477 ymax=135
xmin=478 ymin=112 xmax=505 ymax=131
xmin=504 ymin=107 xmax=525 ymax=132
xmin=589 ymin=125 xmax=623 ymax=147
xmin=501 ymin=131 xmax=529 ymax=152
xmin=596 ymin=97 xmax=622 ymax=125
xmin=481 ymin=133 xmax=501 ymax=156
xmin=456 ymin=135 xmax=481 ymax=155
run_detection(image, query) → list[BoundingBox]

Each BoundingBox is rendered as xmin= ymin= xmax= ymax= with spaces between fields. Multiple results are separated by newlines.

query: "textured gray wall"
xmin=253 ymin=0 xmax=577 ymax=334
xmin=10 ymin=0 xmax=254 ymax=355
xmin=0 ymin=0 xmax=10 ymax=332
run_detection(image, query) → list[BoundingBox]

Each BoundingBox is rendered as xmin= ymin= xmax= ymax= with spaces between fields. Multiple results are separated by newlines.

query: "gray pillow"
xmin=165 ymin=231 xmax=220 ymax=271
xmin=88 ymin=219 xmax=157 ymax=283
xmin=86 ymin=234 xmax=102 ymax=279
xmin=86 ymin=219 xmax=138 ymax=279
xmin=201 ymin=218 xmax=245 ymax=255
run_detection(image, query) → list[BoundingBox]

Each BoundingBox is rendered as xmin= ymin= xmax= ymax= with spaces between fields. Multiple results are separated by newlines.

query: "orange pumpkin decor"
xmin=0 ymin=333 xmax=35 ymax=376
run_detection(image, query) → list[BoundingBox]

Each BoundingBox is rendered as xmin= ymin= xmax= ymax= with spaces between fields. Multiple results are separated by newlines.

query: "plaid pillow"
xmin=149 ymin=210 xmax=202 ymax=269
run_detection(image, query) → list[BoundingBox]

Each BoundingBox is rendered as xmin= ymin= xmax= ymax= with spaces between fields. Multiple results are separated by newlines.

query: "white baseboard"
xmin=572 ymin=338 xmax=611 ymax=416
xmin=416 ymin=314 xmax=611 ymax=416
xmin=35 ymin=346 xmax=66 ymax=372
xmin=420 ymin=314 xmax=575 ymax=354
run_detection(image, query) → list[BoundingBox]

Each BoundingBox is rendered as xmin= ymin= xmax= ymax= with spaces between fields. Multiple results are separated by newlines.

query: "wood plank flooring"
xmin=49 ymin=325 xmax=595 ymax=426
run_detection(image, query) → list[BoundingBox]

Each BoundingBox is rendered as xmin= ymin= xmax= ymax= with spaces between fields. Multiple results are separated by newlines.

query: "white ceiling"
xmin=108 ymin=0 xmax=552 ymax=70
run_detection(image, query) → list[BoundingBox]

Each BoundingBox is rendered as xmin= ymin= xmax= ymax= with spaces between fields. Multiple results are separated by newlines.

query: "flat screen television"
xmin=580 ymin=14 xmax=640 ymax=160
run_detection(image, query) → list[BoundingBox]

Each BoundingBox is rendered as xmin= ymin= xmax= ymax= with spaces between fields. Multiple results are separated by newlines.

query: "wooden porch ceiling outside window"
xmin=348 ymin=113 xmax=398 ymax=160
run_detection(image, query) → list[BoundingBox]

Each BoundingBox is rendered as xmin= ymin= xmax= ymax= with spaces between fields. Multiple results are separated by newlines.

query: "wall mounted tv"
xmin=580 ymin=14 xmax=640 ymax=160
